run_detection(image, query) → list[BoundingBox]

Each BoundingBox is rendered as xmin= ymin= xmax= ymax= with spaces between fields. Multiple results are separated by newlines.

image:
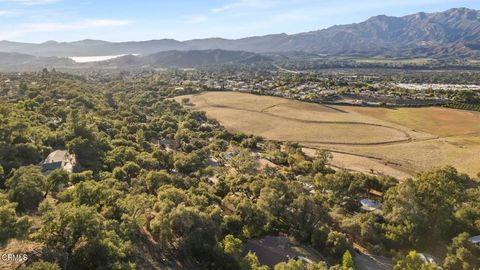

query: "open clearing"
xmin=353 ymin=57 xmax=432 ymax=65
xmin=176 ymin=91 xmax=480 ymax=179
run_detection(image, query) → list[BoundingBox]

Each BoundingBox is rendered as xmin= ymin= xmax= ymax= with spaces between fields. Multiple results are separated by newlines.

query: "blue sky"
xmin=0 ymin=0 xmax=479 ymax=42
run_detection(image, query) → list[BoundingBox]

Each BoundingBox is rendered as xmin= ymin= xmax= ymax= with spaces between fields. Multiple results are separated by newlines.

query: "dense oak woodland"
xmin=0 ymin=71 xmax=478 ymax=270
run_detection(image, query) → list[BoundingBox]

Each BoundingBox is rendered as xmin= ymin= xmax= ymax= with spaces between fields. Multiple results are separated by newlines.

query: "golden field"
xmin=175 ymin=91 xmax=480 ymax=179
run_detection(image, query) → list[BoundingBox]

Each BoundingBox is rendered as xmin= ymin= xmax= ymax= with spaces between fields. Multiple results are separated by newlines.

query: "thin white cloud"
xmin=183 ymin=14 xmax=208 ymax=24
xmin=0 ymin=10 xmax=13 ymax=15
xmin=211 ymin=0 xmax=276 ymax=14
xmin=216 ymin=0 xmax=471 ymax=34
xmin=0 ymin=0 xmax=61 ymax=5
xmin=22 ymin=19 xmax=131 ymax=32
xmin=0 ymin=19 xmax=131 ymax=40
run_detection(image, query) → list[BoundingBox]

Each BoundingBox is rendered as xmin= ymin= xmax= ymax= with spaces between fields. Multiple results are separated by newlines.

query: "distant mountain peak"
xmin=42 ymin=40 xmax=59 ymax=45
xmin=0 ymin=8 xmax=478 ymax=59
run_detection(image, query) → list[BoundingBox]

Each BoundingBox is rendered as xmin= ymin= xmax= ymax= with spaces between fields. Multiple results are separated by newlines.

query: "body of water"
xmin=69 ymin=54 xmax=139 ymax=63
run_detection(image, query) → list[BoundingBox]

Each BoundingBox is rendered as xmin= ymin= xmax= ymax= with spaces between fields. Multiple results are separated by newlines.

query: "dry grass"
xmin=318 ymin=135 xmax=480 ymax=178
xmin=0 ymin=239 xmax=43 ymax=269
xmin=191 ymin=92 xmax=285 ymax=112
xmin=353 ymin=57 xmax=432 ymax=64
xmin=176 ymin=92 xmax=480 ymax=178
xmin=303 ymin=148 xmax=414 ymax=180
xmin=177 ymin=92 xmax=411 ymax=144
xmin=348 ymin=106 xmax=480 ymax=137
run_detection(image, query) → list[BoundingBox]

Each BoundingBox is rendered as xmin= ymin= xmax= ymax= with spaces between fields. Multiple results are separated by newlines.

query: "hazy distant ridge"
xmin=0 ymin=8 xmax=479 ymax=58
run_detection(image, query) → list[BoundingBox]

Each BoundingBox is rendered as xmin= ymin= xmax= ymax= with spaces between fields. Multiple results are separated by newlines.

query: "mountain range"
xmin=0 ymin=8 xmax=478 ymax=71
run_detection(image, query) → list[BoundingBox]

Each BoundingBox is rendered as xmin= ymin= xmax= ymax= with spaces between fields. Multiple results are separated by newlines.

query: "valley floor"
xmin=176 ymin=91 xmax=480 ymax=179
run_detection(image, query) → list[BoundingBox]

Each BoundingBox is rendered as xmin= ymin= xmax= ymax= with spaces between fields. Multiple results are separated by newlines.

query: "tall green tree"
xmin=5 ymin=165 xmax=45 ymax=211
xmin=19 ymin=261 xmax=61 ymax=270
xmin=342 ymin=250 xmax=355 ymax=270
xmin=383 ymin=167 xmax=467 ymax=247
xmin=312 ymin=150 xmax=333 ymax=175
xmin=0 ymin=164 xmax=4 ymax=183
xmin=221 ymin=234 xmax=243 ymax=259
xmin=394 ymin=251 xmax=438 ymax=270
xmin=325 ymin=231 xmax=351 ymax=263
xmin=44 ymin=169 xmax=69 ymax=198
xmin=443 ymin=233 xmax=480 ymax=270
xmin=34 ymin=203 xmax=133 ymax=269
xmin=242 ymin=252 xmax=269 ymax=270
xmin=0 ymin=193 xmax=30 ymax=244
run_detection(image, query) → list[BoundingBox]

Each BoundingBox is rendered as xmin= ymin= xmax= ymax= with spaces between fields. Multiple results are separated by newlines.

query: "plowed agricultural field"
xmin=175 ymin=91 xmax=480 ymax=179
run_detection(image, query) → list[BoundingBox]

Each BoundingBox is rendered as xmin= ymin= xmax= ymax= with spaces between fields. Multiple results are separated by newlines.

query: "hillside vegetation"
xmin=0 ymin=71 xmax=478 ymax=270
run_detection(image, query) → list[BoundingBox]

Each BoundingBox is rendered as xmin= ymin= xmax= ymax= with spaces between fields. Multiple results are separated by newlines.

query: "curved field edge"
xmin=175 ymin=91 xmax=480 ymax=178
xmin=184 ymin=92 xmax=411 ymax=145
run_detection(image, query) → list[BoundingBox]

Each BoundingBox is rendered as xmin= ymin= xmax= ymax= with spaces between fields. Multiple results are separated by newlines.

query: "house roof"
xmin=243 ymin=236 xmax=290 ymax=268
xmin=41 ymin=150 xmax=76 ymax=174
xmin=360 ymin=198 xmax=382 ymax=212
xmin=417 ymin=253 xmax=437 ymax=264
xmin=43 ymin=150 xmax=69 ymax=164
xmin=41 ymin=161 xmax=62 ymax=172
xmin=469 ymin=235 xmax=480 ymax=244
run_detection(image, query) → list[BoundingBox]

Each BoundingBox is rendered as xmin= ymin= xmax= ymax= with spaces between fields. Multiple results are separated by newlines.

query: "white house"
xmin=40 ymin=150 xmax=77 ymax=175
xmin=360 ymin=198 xmax=382 ymax=212
xmin=469 ymin=235 xmax=480 ymax=245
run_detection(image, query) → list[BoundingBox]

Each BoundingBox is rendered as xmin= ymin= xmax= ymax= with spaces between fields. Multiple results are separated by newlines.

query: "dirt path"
xmin=260 ymin=102 xmax=288 ymax=113
xmin=302 ymin=147 xmax=415 ymax=180
xmin=271 ymin=63 xmax=303 ymax=74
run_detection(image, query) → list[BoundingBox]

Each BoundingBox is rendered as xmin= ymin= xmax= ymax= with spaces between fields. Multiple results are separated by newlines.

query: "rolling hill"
xmin=0 ymin=49 xmax=272 ymax=71
xmin=0 ymin=52 xmax=74 ymax=72
xmin=95 ymin=49 xmax=272 ymax=69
